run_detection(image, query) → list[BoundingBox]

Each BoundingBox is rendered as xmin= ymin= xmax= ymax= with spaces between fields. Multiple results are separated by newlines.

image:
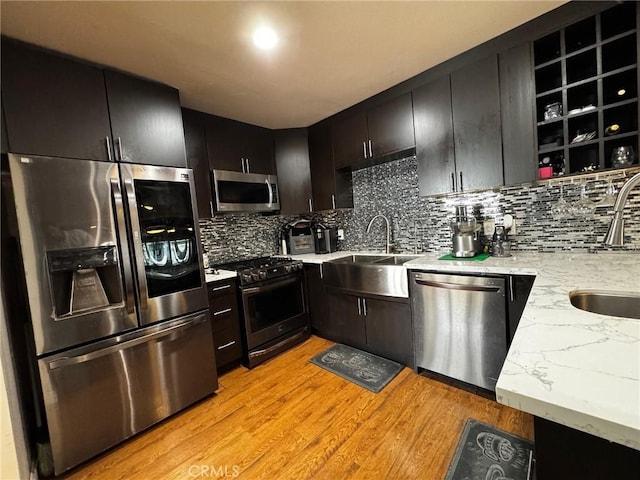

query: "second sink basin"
xmin=569 ymin=289 xmax=640 ymax=320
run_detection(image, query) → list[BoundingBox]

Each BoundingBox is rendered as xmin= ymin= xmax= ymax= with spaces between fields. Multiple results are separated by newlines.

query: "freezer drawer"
xmin=38 ymin=311 xmax=218 ymax=475
xmin=411 ymin=271 xmax=507 ymax=391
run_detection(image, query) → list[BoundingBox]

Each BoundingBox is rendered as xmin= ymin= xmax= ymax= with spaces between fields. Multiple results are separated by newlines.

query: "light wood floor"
xmin=62 ymin=336 xmax=533 ymax=479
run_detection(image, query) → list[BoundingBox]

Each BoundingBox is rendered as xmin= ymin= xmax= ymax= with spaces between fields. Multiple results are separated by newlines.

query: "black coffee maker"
xmin=314 ymin=224 xmax=338 ymax=254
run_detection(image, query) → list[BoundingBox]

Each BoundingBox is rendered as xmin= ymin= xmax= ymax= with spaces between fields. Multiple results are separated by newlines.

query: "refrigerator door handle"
xmin=47 ymin=314 xmax=208 ymax=370
xmin=110 ymin=177 xmax=136 ymax=316
xmin=121 ymin=168 xmax=149 ymax=315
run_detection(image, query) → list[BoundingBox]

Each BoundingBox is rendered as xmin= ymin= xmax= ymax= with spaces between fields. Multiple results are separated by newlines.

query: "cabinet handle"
xmin=362 ymin=142 xmax=367 ymax=159
xmin=357 ymin=297 xmax=362 ymax=315
xmin=217 ymin=340 xmax=236 ymax=350
xmin=245 ymin=158 xmax=250 ymax=173
xmin=241 ymin=158 xmax=245 ymax=173
xmin=509 ymin=276 xmax=515 ymax=303
xmin=308 ymin=198 xmax=313 ymax=212
xmin=209 ymin=200 xmax=214 ymax=217
xmin=331 ymin=194 xmax=336 ymax=210
xmin=212 ymin=284 xmax=232 ymax=292
xmin=368 ymin=139 xmax=373 ymax=158
xmin=116 ymin=137 xmax=124 ymax=161
xmin=362 ymin=298 xmax=367 ymax=316
xmin=451 ymin=172 xmax=456 ymax=192
xmin=105 ymin=137 xmax=112 ymax=161
xmin=213 ymin=307 xmax=232 ymax=316
xmin=459 ymin=172 xmax=464 ymax=192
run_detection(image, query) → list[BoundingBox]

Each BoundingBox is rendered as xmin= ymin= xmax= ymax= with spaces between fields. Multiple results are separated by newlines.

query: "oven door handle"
xmin=242 ymin=275 xmax=299 ymax=295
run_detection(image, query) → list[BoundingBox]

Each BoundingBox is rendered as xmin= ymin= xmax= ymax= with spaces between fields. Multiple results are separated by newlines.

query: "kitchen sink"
xmin=569 ymin=290 xmax=640 ymax=320
xmin=372 ymin=255 xmax=421 ymax=265
xmin=329 ymin=254 xmax=390 ymax=263
xmin=323 ymin=254 xmax=421 ymax=298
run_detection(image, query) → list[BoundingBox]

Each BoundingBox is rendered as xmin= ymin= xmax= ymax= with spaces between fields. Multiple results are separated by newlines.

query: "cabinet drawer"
xmin=213 ymin=327 xmax=242 ymax=368
xmin=211 ymin=307 xmax=239 ymax=332
xmin=207 ymin=279 xmax=237 ymax=299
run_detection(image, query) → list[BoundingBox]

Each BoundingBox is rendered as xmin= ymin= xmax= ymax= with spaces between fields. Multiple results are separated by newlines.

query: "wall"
xmin=200 ymin=157 xmax=640 ymax=264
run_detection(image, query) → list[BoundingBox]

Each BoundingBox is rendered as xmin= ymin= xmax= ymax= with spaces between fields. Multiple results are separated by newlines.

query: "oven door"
xmin=241 ymin=272 xmax=308 ymax=350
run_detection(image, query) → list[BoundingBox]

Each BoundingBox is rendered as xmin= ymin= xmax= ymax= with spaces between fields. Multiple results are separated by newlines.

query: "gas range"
xmin=215 ymin=256 xmax=304 ymax=286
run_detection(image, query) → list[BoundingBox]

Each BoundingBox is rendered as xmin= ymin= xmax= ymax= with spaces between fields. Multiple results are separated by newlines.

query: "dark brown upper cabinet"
xmin=413 ymin=76 xmax=456 ymax=196
xmin=207 ymin=116 xmax=275 ymax=175
xmin=331 ymin=93 xmax=415 ymax=169
xmin=1 ymin=38 xmax=112 ymax=161
xmin=274 ymin=128 xmax=313 ymax=215
xmin=450 ymin=55 xmax=503 ymax=192
xmin=182 ymin=108 xmax=213 ymax=219
xmin=499 ymin=42 xmax=537 ymax=185
xmin=414 ymin=55 xmax=503 ymax=195
xmin=1 ymin=38 xmax=187 ymax=167
xmin=104 ymin=70 xmax=186 ymax=167
xmin=308 ymin=122 xmax=353 ymax=211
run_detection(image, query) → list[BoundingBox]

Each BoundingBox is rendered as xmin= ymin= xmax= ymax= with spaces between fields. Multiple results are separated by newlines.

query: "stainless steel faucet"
xmin=366 ymin=214 xmax=392 ymax=254
xmin=604 ymin=171 xmax=640 ymax=246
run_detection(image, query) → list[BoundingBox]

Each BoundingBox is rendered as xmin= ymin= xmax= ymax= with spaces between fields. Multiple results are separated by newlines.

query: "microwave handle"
xmin=266 ymin=179 xmax=274 ymax=205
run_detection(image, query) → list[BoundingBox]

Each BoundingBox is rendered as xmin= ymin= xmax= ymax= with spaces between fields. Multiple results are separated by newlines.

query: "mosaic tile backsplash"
xmin=200 ymin=156 xmax=640 ymax=265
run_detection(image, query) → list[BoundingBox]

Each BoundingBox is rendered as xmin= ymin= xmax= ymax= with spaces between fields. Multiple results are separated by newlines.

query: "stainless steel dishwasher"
xmin=410 ymin=271 xmax=507 ymax=391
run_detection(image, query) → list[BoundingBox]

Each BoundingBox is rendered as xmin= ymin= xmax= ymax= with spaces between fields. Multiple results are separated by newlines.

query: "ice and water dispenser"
xmin=47 ymin=245 xmax=123 ymax=318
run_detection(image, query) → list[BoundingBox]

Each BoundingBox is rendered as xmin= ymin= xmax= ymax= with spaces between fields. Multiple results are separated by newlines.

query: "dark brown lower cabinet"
xmin=304 ymin=264 xmax=330 ymax=334
xmin=325 ymin=286 xmax=413 ymax=366
xmin=534 ymin=417 xmax=640 ymax=480
xmin=207 ymin=278 xmax=242 ymax=373
xmin=364 ymin=297 xmax=413 ymax=366
xmin=326 ymin=289 xmax=367 ymax=349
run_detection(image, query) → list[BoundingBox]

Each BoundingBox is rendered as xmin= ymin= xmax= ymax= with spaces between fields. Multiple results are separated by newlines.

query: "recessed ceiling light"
xmin=253 ymin=26 xmax=278 ymax=50
xmin=617 ymin=89 xmax=626 ymax=96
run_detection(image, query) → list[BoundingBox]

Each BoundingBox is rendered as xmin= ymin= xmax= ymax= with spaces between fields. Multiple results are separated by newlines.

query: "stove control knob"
xmin=241 ymin=273 xmax=252 ymax=283
xmin=251 ymin=272 xmax=260 ymax=281
xmin=259 ymin=270 xmax=267 ymax=279
xmin=296 ymin=263 xmax=303 ymax=270
xmin=284 ymin=265 xmax=291 ymax=272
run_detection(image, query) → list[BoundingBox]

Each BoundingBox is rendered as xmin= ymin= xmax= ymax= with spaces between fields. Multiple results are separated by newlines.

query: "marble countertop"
xmin=205 ymin=269 xmax=237 ymax=283
xmin=291 ymin=250 xmax=640 ymax=449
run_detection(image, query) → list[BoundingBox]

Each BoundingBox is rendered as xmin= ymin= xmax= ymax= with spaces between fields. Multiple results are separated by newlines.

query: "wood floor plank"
xmin=62 ymin=335 xmax=533 ymax=480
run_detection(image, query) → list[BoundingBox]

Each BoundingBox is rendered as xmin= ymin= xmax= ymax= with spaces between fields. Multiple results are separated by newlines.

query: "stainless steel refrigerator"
xmin=7 ymin=153 xmax=217 ymax=475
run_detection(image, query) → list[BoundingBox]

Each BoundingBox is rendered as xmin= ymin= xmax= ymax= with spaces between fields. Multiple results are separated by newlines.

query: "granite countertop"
xmin=292 ymin=250 xmax=640 ymax=450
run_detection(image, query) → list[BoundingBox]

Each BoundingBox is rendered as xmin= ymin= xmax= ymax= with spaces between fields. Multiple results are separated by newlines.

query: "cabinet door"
xmin=1 ymin=107 xmax=8 ymax=155
xmin=326 ymin=289 xmax=366 ymax=348
xmin=274 ymin=129 xmax=312 ymax=215
xmin=308 ymin=123 xmax=336 ymax=211
xmin=499 ymin=43 xmax=537 ymax=185
xmin=451 ymin=55 xmax=504 ymax=192
xmin=309 ymin=123 xmax=354 ymax=210
xmin=413 ymin=76 xmax=456 ymax=195
xmin=367 ymin=93 xmax=415 ymax=158
xmin=243 ymin=124 xmax=275 ymax=174
xmin=104 ymin=70 xmax=186 ymax=167
xmin=182 ymin=108 xmax=213 ymax=219
xmin=206 ymin=116 xmax=245 ymax=172
xmin=304 ymin=264 xmax=330 ymax=335
xmin=331 ymin=112 xmax=368 ymax=169
xmin=364 ymin=297 xmax=413 ymax=366
xmin=1 ymin=39 xmax=112 ymax=161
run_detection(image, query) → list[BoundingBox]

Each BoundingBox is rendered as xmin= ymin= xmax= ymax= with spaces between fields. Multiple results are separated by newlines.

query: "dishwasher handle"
xmin=414 ymin=278 xmax=502 ymax=293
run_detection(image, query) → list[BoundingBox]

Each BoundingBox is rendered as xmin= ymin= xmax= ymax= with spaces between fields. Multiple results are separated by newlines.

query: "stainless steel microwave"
xmin=211 ymin=169 xmax=280 ymax=213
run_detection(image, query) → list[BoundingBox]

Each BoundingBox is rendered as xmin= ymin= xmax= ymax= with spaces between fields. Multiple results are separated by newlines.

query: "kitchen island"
xmin=292 ymin=251 xmax=640 ymax=452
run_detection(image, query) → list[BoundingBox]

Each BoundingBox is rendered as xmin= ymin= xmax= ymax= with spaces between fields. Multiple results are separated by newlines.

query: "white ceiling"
xmin=0 ymin=1 xmax=566 ymax=129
